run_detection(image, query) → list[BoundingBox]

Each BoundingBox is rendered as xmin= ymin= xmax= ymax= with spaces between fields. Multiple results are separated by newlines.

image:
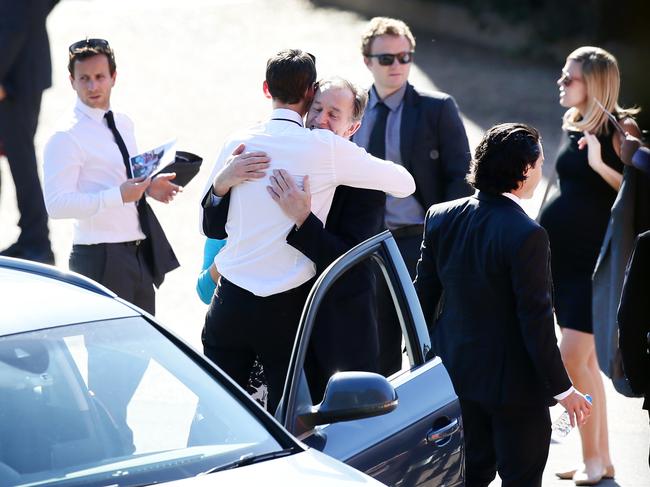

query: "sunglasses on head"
xmin=559 ymin=71 xmax=582 ymax=87
xmin=68 ymin=38 xmax=111 ymax=54
xmin=367 ymin=51 xmax=414 ymax=66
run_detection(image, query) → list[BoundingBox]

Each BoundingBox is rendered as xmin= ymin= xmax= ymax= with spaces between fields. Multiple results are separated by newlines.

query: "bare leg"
xmin=559 ymin=329 xmax=605 ymax=480
xmin=588 ymin=350 xmax=613 ymax=470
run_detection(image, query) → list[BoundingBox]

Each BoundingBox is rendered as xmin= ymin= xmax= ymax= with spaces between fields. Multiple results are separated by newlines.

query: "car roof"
xmin=0 ymin=257 xmax=139 ymax=336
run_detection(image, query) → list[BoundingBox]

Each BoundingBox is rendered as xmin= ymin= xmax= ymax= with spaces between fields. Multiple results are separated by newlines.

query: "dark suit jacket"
xmin=414 ymin=192 xmax=571 ymax=407
xmin=618 ymin=230 xmax=650 ymax=409
xmin=287 ymin=186 xmax=385 ymax=372
xmin=0 ymin=0 xmax=57 ymax=98
xmin=201 ymin=185 xmax=385 ymax=373
xmin=354 ymin=82 xmax=473 ymax=210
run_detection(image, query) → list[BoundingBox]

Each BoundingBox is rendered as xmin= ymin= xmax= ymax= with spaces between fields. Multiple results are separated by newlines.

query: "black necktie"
xmin=104 ymin=110 xmax=150 ymax=234
xmin=104 ymin=110 xmax=133 ymax=178
xmin=367 ymin=101 xmax=389 ymax=159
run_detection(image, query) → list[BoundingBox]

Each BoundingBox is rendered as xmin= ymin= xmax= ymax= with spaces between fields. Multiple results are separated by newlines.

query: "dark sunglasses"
xmin=367 ymin=51 xmax=414 ymax=66
xmin=68 ymin=38 xmax=111 ymax=54
xmin=559 ymin=72 xmax=582 ymax=87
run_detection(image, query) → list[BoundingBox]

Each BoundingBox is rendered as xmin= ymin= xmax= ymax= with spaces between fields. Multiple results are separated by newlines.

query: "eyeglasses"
xmin=367 ymin=51 xmax=414 ymax=66
xmin=559 ymin=71 xmax=583 ymax=87
xmin=68 ymin=38 xmax=111 ymax=54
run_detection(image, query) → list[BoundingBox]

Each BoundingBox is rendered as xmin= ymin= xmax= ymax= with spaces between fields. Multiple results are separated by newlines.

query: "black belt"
xmin=118 ymin=239 xmax=143 ymax=247
xmin=390 ymin=224 xmax=424 ymax=239
xmin=73 ymin=240 xmax=143 ymax=249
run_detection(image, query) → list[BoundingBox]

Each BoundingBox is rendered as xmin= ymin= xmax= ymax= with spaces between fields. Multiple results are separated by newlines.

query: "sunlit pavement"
xmin=1 ymin=1 xmax=647 ymax=484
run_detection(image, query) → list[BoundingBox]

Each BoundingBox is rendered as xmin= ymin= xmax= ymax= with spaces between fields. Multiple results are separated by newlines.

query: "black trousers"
xmin=0 ymin=92 xmax=50 ymax=248
xmin=376 ymin=232 xmax=423 ymax=376
xmin=69 ymin=241 xmax=155 ymax=314
xmin=202 ymin=277 xmax=311 ymax=413
xmin=460 ymin=398 xmax=551 ymax=487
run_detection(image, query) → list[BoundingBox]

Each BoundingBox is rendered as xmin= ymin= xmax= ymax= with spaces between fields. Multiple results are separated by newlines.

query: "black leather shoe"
xmin=0 ymin=243 xmax=55 ymax=265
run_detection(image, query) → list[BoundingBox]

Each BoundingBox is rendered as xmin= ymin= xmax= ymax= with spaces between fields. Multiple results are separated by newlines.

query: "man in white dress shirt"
xmin=44 ymin=38 xmax=180 ymax=315
xmin=43 ymin=39 xmax=181 ymax=453
xmin=201 ymin=49 xmax=415 ymax=411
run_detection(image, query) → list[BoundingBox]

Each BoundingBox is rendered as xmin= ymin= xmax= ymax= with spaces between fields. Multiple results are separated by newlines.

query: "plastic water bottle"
xmin=551 ymin=394 xmax=592 ymax=442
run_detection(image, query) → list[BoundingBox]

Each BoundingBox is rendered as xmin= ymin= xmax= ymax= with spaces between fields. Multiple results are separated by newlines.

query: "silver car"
xmin=0 ymin=231 xmax=464 ymax=486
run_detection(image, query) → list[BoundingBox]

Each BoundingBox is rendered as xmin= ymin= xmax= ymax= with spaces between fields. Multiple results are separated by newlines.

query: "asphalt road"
xmin=1 ymin=0 xmax=647 ymax=485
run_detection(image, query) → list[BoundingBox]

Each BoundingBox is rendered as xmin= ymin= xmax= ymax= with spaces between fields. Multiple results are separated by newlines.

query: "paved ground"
xmin=1 ymin=0 xmax=648 ymax=485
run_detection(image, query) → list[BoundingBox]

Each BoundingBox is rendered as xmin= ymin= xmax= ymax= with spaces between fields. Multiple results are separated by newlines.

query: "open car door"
xmin=276 ymin=231 xmax=465 ymax=486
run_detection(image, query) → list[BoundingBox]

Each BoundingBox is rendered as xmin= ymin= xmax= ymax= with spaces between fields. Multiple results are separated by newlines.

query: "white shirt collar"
xmin=75 ymin=97 xmax=110 ymax=123
xmin=270 ymin=108 xmax=304 ymax=127
xmin=501 ymin=192 xmax=523 ymax=208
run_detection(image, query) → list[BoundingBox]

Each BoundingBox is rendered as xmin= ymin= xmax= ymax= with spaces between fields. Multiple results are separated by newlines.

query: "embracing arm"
xmin=289 ymin=189 xmax=385 ymax=273
xmin=200 ymin=143 xmax=269 ymax=238
xmin=332 ymin=136 xmax=415 ymax=197
xmin=266 ymin=169 xmax=385 ymax=272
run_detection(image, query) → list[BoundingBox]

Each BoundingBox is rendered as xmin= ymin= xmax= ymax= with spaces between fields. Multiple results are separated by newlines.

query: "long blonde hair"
xmin=562 ymin=46 xmax=639 ymax=136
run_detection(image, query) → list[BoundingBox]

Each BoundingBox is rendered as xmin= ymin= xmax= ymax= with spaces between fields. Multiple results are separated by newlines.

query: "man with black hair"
xmin=200 ymin=49 xmax=414 ymax=411
xmin=414 ymin=123 xmax=591 ymax=487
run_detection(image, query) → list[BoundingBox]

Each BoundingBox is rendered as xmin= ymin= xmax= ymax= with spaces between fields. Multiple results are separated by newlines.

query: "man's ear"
xmin=110 ymin=70 xmax=117 ymax=86
xmin=304 ymin=82 xmax=316 ymax=104
xmin=69 ymin=74 xmax=75 ymax=87
xmin=345 ymin=120 xmax=362 ymax=139
xmin=262 ymin=80 xmax=272 ymax=99
xmin=363 ymin=56 xmax=372 ymax=69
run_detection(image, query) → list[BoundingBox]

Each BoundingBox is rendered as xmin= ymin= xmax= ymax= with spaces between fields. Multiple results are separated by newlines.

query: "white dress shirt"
xmin=44 ymin=98 xmax=146 ymax=245
xmin=502 ymin=192 xmax=575 ymax=401
xmin=201 ymin=108 xmax=416 ymax=297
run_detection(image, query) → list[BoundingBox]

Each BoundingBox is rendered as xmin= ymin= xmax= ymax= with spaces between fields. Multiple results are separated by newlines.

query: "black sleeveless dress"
xmin=539 ymin=126 xmax=623 ymax=332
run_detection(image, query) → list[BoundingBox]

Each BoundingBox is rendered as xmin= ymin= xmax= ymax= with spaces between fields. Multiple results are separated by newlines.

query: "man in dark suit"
xmin=618 ymin=231 xmax=650 ymax=467
xmin=203 ymin=77 xmax=385 ymax=402
xmin=414 ymin=123 xmax=591 ymax=487
xmin=0 ymin=0 xmax=58 ymax=264
xmin=354 ymin=17 xmax=473 ymax=375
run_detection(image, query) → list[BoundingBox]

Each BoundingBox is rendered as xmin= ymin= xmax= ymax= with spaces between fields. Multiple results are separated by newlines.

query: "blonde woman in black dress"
xmin=539 ymin=46 xmax=640 ymax=485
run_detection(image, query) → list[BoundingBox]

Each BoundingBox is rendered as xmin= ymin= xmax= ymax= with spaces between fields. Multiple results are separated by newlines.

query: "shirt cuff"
xmin=202 ymin=188 xmax=222 ymax=208
xmin=553 ymin=386 xmax=575 ymax=401
xmin=102 ymin=186 xmax=125 ymax=209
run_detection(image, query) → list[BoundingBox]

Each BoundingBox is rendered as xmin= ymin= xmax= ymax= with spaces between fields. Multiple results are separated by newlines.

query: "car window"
xmin=0 ymin=317 xmax=286 ymax=487
xmin=303 ymin=250 xmax=416 ymax=405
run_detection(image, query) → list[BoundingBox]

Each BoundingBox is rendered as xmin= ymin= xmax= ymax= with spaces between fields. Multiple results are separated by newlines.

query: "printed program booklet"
xmin=129 ymin=139 xmax=176 ymax=179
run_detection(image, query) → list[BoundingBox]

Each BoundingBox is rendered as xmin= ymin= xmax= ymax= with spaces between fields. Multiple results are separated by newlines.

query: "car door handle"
xmin=427 ymin=418 xmax=459 ymax=445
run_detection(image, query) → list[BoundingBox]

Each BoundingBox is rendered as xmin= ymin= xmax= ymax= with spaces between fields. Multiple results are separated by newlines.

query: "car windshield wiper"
xmin=199 ymin=447 xmax=299 ymax=475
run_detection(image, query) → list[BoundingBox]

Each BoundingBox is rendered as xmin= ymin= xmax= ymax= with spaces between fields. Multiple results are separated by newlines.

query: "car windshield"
xmin=0 ymin=317 xmax=285 ymax=486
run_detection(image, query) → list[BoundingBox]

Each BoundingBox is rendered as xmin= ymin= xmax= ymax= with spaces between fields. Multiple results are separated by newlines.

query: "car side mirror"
xmin=298 ymin=371 xmax=398 ymax=430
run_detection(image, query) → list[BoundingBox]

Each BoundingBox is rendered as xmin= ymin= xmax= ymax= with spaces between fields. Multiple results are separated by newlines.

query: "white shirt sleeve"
xmin=331 ymin=135 xmax=416 ymax=197
xmin=553 ymin=386 xmax=575 ymax=401
xmin=43 ymin=132 xmax=124 ymax=219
